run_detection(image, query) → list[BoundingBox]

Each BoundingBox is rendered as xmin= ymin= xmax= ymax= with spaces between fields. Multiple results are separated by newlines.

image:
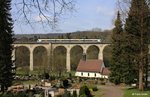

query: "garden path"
xmin=99 ymin=85 xmax=124 ymax=97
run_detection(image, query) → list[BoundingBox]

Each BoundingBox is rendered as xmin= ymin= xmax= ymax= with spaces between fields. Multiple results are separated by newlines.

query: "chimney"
xmin=82 ymin=53 xmax=86 ymax=61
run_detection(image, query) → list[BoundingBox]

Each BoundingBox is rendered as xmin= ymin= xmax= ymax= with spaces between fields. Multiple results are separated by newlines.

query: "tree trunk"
xmin=139 ymin=63 xmax=144 ymax=91
xmin=139 ymin=0 xmax=144 ymax=91
xmin=145 ymin=57 xmax=148 ymax=88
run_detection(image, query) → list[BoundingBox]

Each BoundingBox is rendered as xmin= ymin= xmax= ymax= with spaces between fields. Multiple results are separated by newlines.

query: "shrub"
xmin=63 ymin=89 xmax=71 ymax=97
xmin=0 ymin=91 xmax=29 ymax=97
xmin=15 ymin=91 xmax=29 ymax=97
xmin=72 ymin=90 xmax=77 ymax=97
xmin=79 ymin=85 xmax=87 ymax=96
xmin=41 ymin=72 xmax=49 ymax=79
xmin=92 ymin=86 xmax=98 ymax=91
xmin=80 ymin=94 xmax=87 ymax=97
xmin=99 ymin=78 xmax=104 ymax=81
xmin=0 ymin=92 xmax=14 ymax=97
xmin=79 ymin=85 xmax=92 ymax=97
xmin=100 ymin=82 xmax=106 ymax=85
xmin=69 ymin=73 xmax=72 ymax=78
xmin=63 ymin=79 xmax=69 ymax=88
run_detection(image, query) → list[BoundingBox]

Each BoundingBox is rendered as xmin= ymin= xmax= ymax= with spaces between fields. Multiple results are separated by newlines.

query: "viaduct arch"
xmin=13 ymin=43 xmax=109 ymax=71
xmin=12 ymin=39 xmax=130 ymax=71
xmin=12 ymin=39 xmax=150 ymax=72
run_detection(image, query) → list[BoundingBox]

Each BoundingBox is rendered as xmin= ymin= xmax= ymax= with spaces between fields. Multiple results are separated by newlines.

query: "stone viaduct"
xmin=12 ymin=39 xmax=150 ymax=72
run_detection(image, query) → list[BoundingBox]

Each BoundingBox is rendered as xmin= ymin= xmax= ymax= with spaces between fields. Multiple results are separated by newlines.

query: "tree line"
xmin=14 ymin=30 xmax=112 ymax=43
xmin=110 ymin=0 xmax=150 ymax=91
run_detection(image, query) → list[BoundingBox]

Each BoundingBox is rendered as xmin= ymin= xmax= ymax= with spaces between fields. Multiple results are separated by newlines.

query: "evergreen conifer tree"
xmin=0 ymin=0 xmax=14 ymax=92
xmin=124 ymin=0 xmax=150 ymax=90
xmin=109 ymin=11 xmax=124 ymax=84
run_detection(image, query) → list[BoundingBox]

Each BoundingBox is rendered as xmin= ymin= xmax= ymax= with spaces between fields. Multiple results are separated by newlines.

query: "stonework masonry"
xmin=12 ymin=42 xmax=150 ymax=72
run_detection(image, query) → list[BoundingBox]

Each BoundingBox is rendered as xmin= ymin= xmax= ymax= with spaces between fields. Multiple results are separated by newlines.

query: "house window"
xmin=81 ymin=72 xmax=83 ymax=76
xmin=88 ymin=73 xmax=89 ymax=76
xmin=95 ymin=73 xmax=96 ymax=77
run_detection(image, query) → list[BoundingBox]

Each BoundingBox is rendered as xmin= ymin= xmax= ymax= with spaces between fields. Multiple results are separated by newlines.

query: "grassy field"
xmin=123 ymin=88 xmax=150 ymax=97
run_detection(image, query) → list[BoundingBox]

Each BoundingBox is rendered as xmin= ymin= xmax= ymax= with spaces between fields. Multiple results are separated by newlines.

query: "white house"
xmin=75 ymin=59 xmax=110 ymax=78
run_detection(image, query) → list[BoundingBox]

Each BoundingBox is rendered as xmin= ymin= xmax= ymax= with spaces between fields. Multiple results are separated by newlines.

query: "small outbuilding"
xmin=75 ymin=59 xmax=110 ymax=78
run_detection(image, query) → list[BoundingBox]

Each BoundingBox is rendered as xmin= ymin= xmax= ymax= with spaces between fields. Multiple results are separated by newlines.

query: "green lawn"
xmin=124 ymin=88 xmax=150 ymax=97
xmin=13 ymin=80 xmax=39 ymax=85
xmin=21 ymin=80 xmax=39 ymax=85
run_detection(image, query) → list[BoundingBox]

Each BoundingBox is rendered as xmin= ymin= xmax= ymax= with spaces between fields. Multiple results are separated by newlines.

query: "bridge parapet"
xmin=37 ymin=39 xmax=102 ymax=43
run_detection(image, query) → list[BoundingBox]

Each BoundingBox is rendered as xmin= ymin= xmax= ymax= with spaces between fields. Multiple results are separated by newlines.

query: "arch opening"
xmin=33 ymin=46 xmax=48 ymax=71
xmin=103 ymin=45 xmax=112 ymax=67
xmin=15 ymin=46 xmax=30 ymax=72
xmin=87 ymin=45 xmax=99 ymax=59
xmin=53 ymin=46 xmax=67 ymax=76
xmin=70 ymin=45 xmax=83 ymax=71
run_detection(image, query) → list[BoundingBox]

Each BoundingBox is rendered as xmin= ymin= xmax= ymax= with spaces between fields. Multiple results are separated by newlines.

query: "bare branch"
xmin=12 ymin=0 xmax=75 ymax=32
xmin=117 ymin=0 xmax=131 ymax=23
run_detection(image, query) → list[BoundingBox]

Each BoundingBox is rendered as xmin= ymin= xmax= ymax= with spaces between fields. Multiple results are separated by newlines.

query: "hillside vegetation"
xmin=14 ymin=30 xmax=112 ymax=43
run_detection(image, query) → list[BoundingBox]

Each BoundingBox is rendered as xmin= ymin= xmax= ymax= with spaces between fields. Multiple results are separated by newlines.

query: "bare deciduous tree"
xmin=12 ymin=0 xmax=75 ymax=31
xmin=117 ymin=0 xmax=131 ymax=22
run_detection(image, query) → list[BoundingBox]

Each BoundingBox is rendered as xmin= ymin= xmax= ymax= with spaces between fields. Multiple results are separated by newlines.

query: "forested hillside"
xmin=14 ymin=30 xmax=112 ymax=43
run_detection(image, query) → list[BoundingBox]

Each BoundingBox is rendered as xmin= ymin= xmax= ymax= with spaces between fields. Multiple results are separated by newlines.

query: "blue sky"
xmin=12 ymin=0 xmax=117 ymax=34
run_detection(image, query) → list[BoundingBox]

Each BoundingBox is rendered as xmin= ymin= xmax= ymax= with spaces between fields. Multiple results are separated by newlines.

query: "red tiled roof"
xmin=76 ymin=59 xmax=103 ymax=72
xmin=102 ymin=68 xmax=110 ymax=75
